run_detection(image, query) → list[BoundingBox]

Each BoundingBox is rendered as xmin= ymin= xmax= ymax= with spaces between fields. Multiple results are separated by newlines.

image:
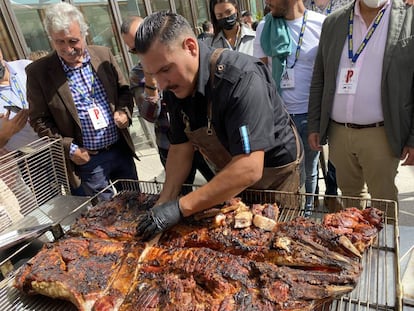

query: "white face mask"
xmin=362 ymin=0 xmax=387 ymax=8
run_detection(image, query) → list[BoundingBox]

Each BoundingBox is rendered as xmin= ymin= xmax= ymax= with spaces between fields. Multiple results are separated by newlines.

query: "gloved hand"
xmin=136 ymin=200 xmax=183 ymax=241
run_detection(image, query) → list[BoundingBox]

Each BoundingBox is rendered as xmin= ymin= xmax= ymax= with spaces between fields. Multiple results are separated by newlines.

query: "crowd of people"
xmin=0 ymin=0 xmax=413 ymax=236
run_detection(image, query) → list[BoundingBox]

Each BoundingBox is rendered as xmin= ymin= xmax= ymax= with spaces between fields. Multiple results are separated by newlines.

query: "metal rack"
xmin=0 ymin=180 xmax=403 ymax=311
xmin=0 ymin=137 xmax=92 ymax=282
xmin=0 ymin=136 xmax=70 ymax=220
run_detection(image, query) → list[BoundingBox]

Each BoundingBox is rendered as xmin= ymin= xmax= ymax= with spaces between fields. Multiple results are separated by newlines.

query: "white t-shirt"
xmin=282 ymin=11 xmax=325 ymax=114
xmin=254 ymin=12 xmax=325 ymax=114
xmin=253 ymin=20 xmax=272 ymax=71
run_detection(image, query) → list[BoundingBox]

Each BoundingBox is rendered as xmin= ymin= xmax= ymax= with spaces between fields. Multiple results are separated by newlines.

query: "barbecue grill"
xmin=0 ymin=137 xmax=92 ymax=309
xmin=0 ymin=144 xmax=404 ymax=311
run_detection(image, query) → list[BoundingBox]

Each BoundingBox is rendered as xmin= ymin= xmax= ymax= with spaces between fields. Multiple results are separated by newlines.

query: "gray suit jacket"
xmin=26 ymin=45 xmax=137 ymax=188
xmin=308 ymin=0 xmax=414 ymax=157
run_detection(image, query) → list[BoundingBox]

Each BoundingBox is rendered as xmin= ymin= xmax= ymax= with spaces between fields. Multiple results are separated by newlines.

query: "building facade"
xmin=1 ymin=0 xmax=264 ymax=148
xmin=1 ymin=0 xmax=265 ymax=75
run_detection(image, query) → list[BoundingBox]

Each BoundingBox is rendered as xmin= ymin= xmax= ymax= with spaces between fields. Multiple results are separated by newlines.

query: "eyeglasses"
xmin=128 ymin=48 xmax=137 ymax=54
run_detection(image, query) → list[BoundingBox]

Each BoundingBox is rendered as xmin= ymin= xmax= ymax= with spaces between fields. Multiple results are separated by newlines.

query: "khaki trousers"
xmin=328 ymin=122 xmax=399 ymax=204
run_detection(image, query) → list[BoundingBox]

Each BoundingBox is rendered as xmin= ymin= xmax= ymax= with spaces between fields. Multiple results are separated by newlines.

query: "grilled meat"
xmin=161 ymin=215 xmax=362 ymax=282
xmin=14 ymin=193 xmax=383 ymax=311
xmin=323 ymin=207 xmax=384 ymax=252
xmin=123 ymin=246 xmax=320 ymax=311
xmin=14 ymin=236 xmax=146 ymax=311
xmin=70 ymin=192 xmax=158 ymax=241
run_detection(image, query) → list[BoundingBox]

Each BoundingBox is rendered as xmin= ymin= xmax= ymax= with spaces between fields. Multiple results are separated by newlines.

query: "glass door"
xmin=9 ymin=0 xmax=61 ymax=57
xmin=190 ymin=0 xmax=209 ymax=36
xmin=117 ymin=0 xmax=147 ymax=69
xmin=175 ymin=0 xmax=194 ymax=27
xmin=150 ymin=0 xmax=171 ymax=12
xmin=118 ymin=0 xmax=147 ymax=18
xmin=0 ymin=14 xmax=17 ymax=60
xmin=72 ymin=0 xmax=128 ymax=76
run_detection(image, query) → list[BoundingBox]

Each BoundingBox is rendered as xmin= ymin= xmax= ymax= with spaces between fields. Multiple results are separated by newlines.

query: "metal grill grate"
xmin=0 ymin=180 xmax=403 ymax=311
xmin=0 ymin=137 xmax=70 ymax=223
xmin=0 ymin=137 xmax=89 ymax=288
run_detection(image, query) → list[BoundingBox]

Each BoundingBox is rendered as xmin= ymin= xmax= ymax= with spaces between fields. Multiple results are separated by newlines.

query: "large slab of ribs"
xmin=14 ymin=192 xmax=384 ymax=311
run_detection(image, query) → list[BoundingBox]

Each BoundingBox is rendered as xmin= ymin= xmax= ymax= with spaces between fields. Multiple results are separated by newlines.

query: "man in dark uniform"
xmin=135 ymin=11 xmax=304 ymax=240
xmin=197 ymin=20 xmax=214 ymax=41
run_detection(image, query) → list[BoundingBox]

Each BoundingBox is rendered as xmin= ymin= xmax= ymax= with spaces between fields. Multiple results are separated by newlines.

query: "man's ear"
xmin=182 ymin=37 xmax=198 ymax=56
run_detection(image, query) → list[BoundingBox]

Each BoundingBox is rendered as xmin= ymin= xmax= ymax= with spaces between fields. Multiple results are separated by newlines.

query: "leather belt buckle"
xmin=344 ymin=123 xmax=359 ymax=129
xmin=346 ymin=122 xmax=384 ymax=129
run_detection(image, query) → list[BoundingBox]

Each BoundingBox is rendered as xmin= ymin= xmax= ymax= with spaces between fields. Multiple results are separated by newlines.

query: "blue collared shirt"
xmin=61 ymin=50 xmax=118 ymax=156
xmin=0 ymin=59 xmax=39 ymax=151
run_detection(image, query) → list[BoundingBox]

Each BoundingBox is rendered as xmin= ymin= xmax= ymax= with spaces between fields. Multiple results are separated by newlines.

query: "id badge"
xmin=88 ymin=106 xmax=108 ymax=130
xmin=280 ymin=68 xmax=295 ymax=89
xmin=337 ymin=67 xmax=359 ymax=94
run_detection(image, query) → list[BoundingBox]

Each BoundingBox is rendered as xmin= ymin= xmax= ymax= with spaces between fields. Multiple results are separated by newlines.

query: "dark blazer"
xmin=26 ymin=45 xmax=137 ymax=188
xmin=308 ymin=0 xmax=414 ymax=157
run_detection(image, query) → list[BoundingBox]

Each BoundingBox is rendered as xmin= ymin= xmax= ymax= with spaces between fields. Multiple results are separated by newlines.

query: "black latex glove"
xmin=136 ymin=200 xmax=183 ymax=241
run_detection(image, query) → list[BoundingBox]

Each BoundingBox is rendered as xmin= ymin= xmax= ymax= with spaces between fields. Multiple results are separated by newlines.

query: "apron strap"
xmin=209 ymin=48 xmax=225 ymax=86
xmin=288 ymin=116 xmax=303 ymax=163
xmin=207 ymin=48 xmax=226 ymax=126
xmin=182 ymin=48 xmax=225 ymax=132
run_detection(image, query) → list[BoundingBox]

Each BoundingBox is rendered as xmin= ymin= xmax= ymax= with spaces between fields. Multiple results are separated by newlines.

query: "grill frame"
xmin=0 ymin=137 xmax=71 ymax=218
xmin=0 ymin=179 xmax=403 ymax=311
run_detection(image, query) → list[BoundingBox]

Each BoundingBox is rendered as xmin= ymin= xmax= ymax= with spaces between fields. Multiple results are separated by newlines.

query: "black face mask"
xmin=217 ymin=13 xmax=237 ymax=30
xmin=0 ymin=62 xmax=5 ymax=80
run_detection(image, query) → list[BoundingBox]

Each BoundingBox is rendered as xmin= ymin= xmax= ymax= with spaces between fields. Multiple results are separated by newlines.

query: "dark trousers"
xmin=325 ymin=160 xmax=338 ymax=195
xmin=76 ymin=144 xmax=138 ymax=201
xmin=158 ymin=147 xmax=214 ymax=195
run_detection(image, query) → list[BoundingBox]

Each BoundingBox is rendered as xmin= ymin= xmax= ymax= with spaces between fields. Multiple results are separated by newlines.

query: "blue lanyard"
xmin=67 ymin=64 xmax=96 ymax=102
xmin=348 ymin=4 xmax=387 ymax=64
xmin=287 ymin=10 xmax=308 ymax=69
xmin=311 ymin=0 xmax=332 ymax=15
xmin=0 ymin=75 xmax=27 ymax=108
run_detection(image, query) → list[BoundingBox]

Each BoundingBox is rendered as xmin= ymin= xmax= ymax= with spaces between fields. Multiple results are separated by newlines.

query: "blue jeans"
xmin=76 ymin=144 xmax=138 ymax=201
xmin=290 ymin=113 xmax=320 ymax=210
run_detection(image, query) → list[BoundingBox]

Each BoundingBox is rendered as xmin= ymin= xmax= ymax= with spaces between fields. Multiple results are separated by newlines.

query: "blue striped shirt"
xmin=61 ymin=50 xmax=118 ymax=156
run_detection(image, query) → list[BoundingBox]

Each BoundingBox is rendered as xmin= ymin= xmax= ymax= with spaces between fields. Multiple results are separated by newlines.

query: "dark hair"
xmin=121 ymin=15 xmax=143 ymax=34
xmin=135 ymin=11 xmax=195 ymax=54
xmin=242 ymin=10 xmax=252 ymax=17
xmin=252 ymin=21 xmax=259 ymax=31
xmin=209 ymin=0 xmax=241 ymax=36
xmin=202 ymin=20 xmax=212 ymax=32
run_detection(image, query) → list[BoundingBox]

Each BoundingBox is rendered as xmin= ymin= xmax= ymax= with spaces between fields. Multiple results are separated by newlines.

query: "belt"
xmin=87 ymin=142 xmax=117 ymax=155
xmin=332 ymin=120 xmax=384 ymax=129
xmin=290 ymin=113 xmax=307 ymax=117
